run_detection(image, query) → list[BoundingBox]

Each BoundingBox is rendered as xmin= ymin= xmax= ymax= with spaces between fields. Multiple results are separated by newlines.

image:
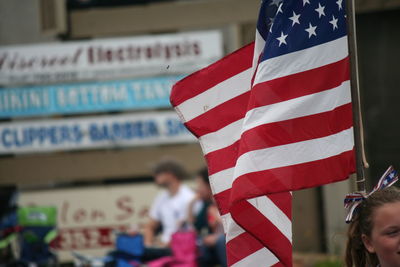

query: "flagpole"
xmin=345 ymin=0 xmax=368 ymax=193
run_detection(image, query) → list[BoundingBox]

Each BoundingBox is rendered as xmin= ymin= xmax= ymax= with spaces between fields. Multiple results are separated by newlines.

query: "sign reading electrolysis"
xmin=0 ymin=76 xmax=182 ymax=118
xmin=0 ymin=112 xmax=196 ymax=154
xmin=0 ymin=30 xmax=222 ymax=86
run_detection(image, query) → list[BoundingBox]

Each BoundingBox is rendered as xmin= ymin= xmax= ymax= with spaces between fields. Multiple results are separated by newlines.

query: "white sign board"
xmin=0 ymin=111 xmax=196 ymax=154
xmin=0 ymin=30 xmax=223 ymax=86
xmin=19 ymin=183 xmax=160 ymax=261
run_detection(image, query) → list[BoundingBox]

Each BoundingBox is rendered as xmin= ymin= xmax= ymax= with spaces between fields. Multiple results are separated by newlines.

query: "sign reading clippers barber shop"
xmin=0 ymin=111 xmax=196 ymax=154
xmin=0 ymin=30 xmax=222 ymax=86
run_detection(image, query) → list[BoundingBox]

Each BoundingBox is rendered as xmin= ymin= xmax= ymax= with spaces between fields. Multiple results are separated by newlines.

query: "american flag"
xmin=171 ymin=0 xmax=356 ymax=265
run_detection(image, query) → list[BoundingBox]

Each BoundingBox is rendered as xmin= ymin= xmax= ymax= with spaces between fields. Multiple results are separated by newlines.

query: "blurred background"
xmin=0 ymin=0 xmax=399 ymax=266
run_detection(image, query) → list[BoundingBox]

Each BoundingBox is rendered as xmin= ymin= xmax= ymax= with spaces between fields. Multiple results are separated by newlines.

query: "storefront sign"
xmin=0 ymin=76 xmax=182 ymax=118
xmin=19 ymin=183 xmax=161 ymax=260
xmin=0 ymin=30 xmax=222 ymax=86
xmin=0 ymin=111 xmax=196 ymax=154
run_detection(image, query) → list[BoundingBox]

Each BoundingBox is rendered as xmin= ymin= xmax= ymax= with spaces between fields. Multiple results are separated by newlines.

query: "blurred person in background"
xmin=0 ymin=186 xmax=18 ymax=266
xmin=187 ymin=168 xmax=227 ymax=267
xmin=143 ymin=159 xmax=195 ymax=260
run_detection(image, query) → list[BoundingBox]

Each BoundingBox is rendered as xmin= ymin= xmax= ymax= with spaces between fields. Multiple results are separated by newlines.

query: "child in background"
xmin=345 ymin=166 xmax=400 ymax=267
xmin=187 ymin=168 xmax=227 ymax=267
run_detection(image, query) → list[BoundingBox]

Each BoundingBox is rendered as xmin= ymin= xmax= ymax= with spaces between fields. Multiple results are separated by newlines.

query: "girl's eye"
xmin=386 ymin=229 xmax=400 ymax=236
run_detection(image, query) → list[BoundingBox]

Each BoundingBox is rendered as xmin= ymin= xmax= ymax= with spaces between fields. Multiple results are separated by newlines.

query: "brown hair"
xmin=345 ymin=186 xmax=400 ymax=267
xmin=197 ymin=167 xmax=210 ymax=186
xmin=152 ymin=159 xmax=188 ymax=180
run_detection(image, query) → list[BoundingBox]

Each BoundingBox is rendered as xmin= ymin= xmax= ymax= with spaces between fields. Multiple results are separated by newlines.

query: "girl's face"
xmin=196 ymin=176 xmax=212 ymax=200
xmin=362 ymin=201 xmax=400 ymax=267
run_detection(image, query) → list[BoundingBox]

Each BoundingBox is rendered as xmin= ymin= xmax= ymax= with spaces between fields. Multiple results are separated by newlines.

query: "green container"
xmin=17 ymin=206 xmax=57 ymax=227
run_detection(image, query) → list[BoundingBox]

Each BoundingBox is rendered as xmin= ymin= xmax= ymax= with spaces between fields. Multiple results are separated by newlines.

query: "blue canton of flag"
xmin=256 ymin=0 xmax=281 ymax=40
xmin=259 ymin=0 xmax=347 ymax=61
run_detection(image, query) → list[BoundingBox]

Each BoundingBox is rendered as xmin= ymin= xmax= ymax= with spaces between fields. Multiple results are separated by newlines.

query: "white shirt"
xmin=149 ymin=184 xmax=195 ymax=244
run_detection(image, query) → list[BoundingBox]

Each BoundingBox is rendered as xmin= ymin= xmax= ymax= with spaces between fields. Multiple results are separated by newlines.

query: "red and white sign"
xmin=0 ymin=30 xmax=223 ymax=86
xmin=55 ymin=226 xmax=122 ymax=251
xmin=19 ymin=183 xmax=162 ymax=261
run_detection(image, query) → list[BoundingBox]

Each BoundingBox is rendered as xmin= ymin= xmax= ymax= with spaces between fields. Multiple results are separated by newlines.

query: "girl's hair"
xmin=345 ymin=186 xmax=400 ymax=267
xmin=197 ymin=167 xmax=210 ymax=186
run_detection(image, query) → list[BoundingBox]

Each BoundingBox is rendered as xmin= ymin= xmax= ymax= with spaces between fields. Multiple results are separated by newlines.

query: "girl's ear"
xmin=361 ymin=234 xmax=375 ymax=253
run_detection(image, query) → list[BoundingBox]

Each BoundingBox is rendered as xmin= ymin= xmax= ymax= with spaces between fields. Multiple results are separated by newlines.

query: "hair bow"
xmin=344 ymin=166 xmax=398 ymax=223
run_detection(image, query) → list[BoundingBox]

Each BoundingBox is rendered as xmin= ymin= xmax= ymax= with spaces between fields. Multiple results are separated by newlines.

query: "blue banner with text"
xmin=0 ymin=76 xmax=183 ymax=118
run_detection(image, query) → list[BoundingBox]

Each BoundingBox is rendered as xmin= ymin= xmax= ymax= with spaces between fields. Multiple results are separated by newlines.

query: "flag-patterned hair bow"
xmin=344 ymin=166 xmax=399 ymax=223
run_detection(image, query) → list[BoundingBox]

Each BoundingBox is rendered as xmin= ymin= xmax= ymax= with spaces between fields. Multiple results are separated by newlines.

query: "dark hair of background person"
xmin=152 ymin=159 xmax=188 ymax=181
xmin=0 ymin=186 xmax=17 ymax=219
xmin=197 ymin=167 xmax=210 ymax=186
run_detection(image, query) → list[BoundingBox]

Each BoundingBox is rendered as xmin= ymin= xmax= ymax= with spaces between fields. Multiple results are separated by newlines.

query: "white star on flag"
xmin=303 ymin=0 xmax=310 ymax=6
xmin=315 ymin=3 xmax=326 ymax=18
xmin=336 ymin=0 xmax=343 ymax=10
xmin=329 ymin=15 xmax=338 ymax=30
xmin=305 ymin=23 xmax=317 ymax=38
xmin=268 ymin=17 xmax=275 ymax=26
xmin=276 ymin=31 xmax=288 ymax=46
xmin=270 ymin=0 xmax=282 ymax=7
xmin=277 ymin=3 xmax=283 ymax=14
xmin=289 ymin=11 xmax=301 ymax=26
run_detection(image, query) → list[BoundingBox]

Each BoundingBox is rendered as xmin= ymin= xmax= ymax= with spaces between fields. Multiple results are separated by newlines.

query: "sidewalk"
xmin=294 ymin=253 xmax=341 ymax=267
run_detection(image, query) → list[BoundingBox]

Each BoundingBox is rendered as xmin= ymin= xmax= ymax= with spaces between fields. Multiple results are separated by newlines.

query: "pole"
xmin=346 ymin=0 xmax=368 ymax=193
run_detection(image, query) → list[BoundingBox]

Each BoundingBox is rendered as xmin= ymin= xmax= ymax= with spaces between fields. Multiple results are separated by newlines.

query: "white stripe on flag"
xmin=242 ymin=81 xmax=351 ymax=133
xmin=210 ymin=167 xmax=234 ymax=195
xmin=199 ymin=118 xmax=243 ymax=155
xmin=176 ymin=69 xmax=252 ymax=122
xmin=199 ymin=81 xmax=351 ymax=155
xmin=231 ymin=247 xmax=279 ymax=267
xmin=253 ymin=30 xmax=266 ymax=69
xmin=224 ymin=213 xmax=245 ymax=242
xmin=254 ymin=36 xmax=349 ymax=85
xmin=234 ymin=127 xmax=354 ymax=180
xmin=224 ymin=195 xmax=292 ymax=243
xmin=248 ymin=196 xmax=292 ymax=242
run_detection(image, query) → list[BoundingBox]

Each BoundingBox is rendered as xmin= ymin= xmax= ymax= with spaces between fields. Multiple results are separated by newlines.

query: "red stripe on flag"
xmin=215 ymin=149 xmax=355 ymax=217
xmin=231 ymin=149 xmax=356 ymax=200
xmin=185 ymin=92 xmax=250 ymax=138
xmin=230 ymin=196 xmax=292 ymax=266
xmin=170 ymin=43 xmax=254 ymax=107
xmin=185 ymin=56 xmax=349 ymax=140
xmin=267 ymin=192 xmax=292 ymax=220
xmin=214 ymin=188 xmax=293 ymax=222
xmin=206 ymin=141 xmax=239 ymax=176
xmin=249 ymin=57 xmax=350 ymax=109
xmin=206 ymin=103 xmax=353 ymax=176
xmin=226 ymin=232 xmax=264 ymax=266
xmin=238 ymin=103 xmax=354 ymax=157
xmin=213 ymin=188 xmax=231 ymax=216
